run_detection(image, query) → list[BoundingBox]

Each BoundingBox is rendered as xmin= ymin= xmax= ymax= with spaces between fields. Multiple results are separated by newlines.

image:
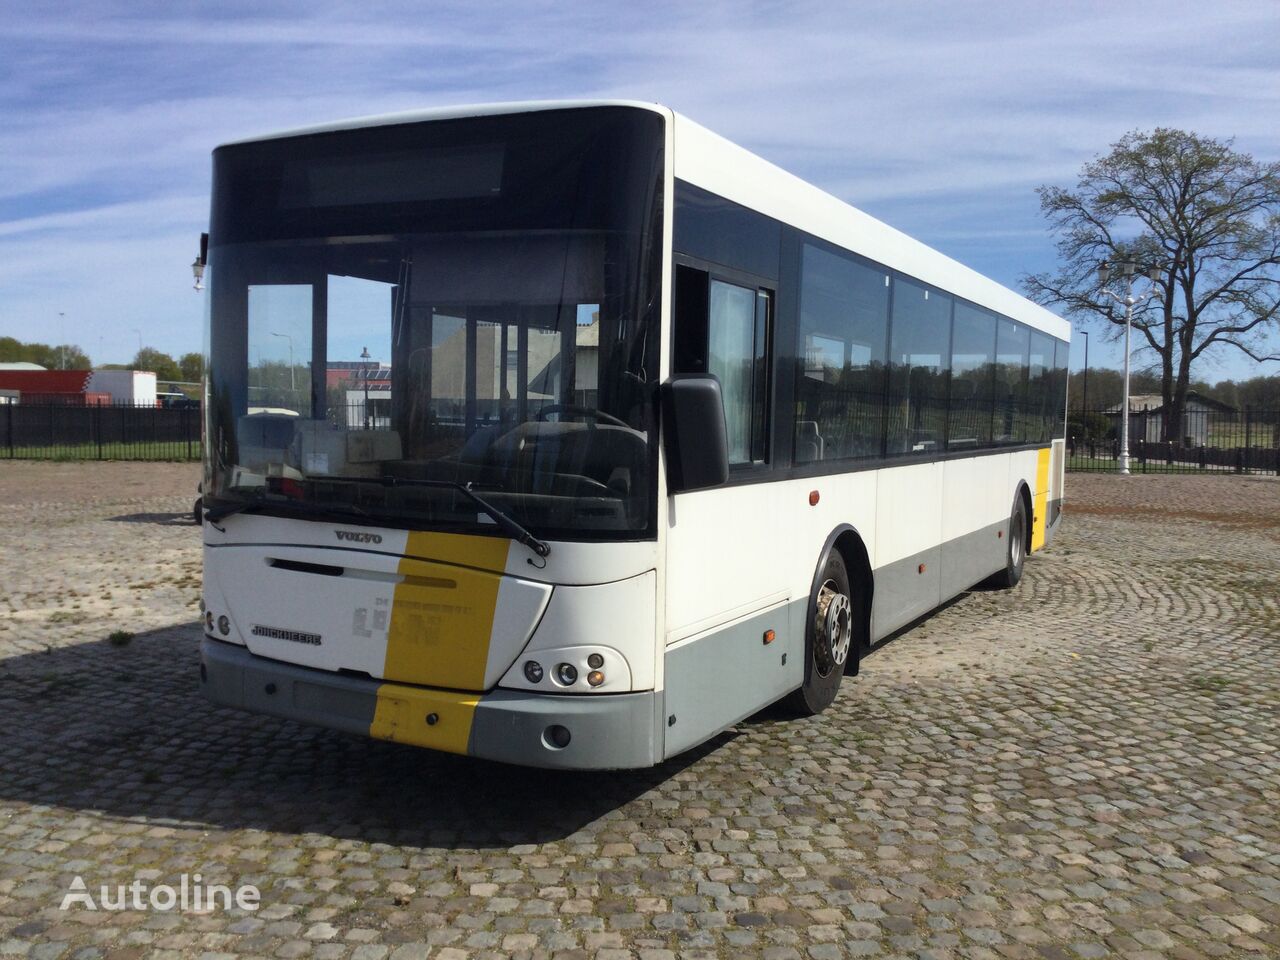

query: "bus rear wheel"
xmin=786 ymin=550 xmax=855 ymax=716
xmin=986 ymin=494 xmax=1028 ymax=589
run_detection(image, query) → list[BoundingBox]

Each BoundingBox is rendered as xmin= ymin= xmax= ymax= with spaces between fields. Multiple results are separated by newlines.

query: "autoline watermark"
xmin=60 ymin=874 xmax=260 ymax=912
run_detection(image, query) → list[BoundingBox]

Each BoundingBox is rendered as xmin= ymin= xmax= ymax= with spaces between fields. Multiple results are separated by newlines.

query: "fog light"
xmin=217 ymin=615 xmax=230 ymax=636
xmin=555 ymin=663 xmax=577 ymax=685
xmin=587 ymin=670 xmax=604 ymax=687
xmin=587 ymin=653 xmax=604 ymax=669
xmin=205 ymin=611 xmax=214 ymax=631
xmin=523 ymin=660 xmax=544 ymax=683
xmin=543 ymin=724 xmax=571 ymax=749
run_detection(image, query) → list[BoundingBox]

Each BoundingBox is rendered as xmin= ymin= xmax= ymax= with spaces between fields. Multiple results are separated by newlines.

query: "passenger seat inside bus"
xmin=795 ymin=420 xmax=825 ymax=462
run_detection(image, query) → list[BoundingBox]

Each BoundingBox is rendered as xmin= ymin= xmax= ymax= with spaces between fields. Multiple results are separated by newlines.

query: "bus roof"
xmin=215 ymin=100 xmax=669 ymax=148
xmin=219 ymin=100 xmax=1068 ymax=342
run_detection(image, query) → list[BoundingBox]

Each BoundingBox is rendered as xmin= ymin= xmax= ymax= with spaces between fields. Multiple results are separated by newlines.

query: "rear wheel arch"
xmin=1016 ymin=480 xmax=1033 ymax=555
xmin=984 ymin=484 xmax=1031 ymax=590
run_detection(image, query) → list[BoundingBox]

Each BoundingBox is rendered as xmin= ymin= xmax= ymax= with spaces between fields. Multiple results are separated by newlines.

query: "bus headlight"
xmin=499 ymin=645 xmax=633 ymax=694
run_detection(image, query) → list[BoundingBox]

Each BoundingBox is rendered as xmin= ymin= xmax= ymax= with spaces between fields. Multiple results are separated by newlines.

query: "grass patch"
xmin=46 ymin=610 xmax=87 ymax=624
xmin=1190 ymin=674 xmax=1232 ymax=692
xmin=107 ymin=630 xmax=134 ymax=647
xmin=4 ymin=442 xmax=199 ymax=461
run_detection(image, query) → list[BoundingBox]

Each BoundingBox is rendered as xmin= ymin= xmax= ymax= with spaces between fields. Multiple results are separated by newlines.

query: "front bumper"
xmin=199 ymin=637 xmax=661 ymax=769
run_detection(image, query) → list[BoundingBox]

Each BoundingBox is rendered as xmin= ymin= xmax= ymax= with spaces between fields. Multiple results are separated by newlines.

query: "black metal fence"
xmin=1067 ymin=405 xmax=1280 ymax=475
xmin=0 ymin=403 xmax=202 ymax=461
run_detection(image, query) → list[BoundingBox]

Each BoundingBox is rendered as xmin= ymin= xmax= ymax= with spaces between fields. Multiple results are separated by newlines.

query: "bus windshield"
xmin=205 ymin=108 xmax=664 ymax=541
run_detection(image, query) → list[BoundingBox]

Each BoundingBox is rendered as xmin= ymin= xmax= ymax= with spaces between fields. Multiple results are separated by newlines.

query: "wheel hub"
xmin=813 ymin=580 xmax=852 ymax=676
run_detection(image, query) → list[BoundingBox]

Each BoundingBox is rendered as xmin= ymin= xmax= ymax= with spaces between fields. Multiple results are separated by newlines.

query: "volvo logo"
xmin=335 ymin=531 xmax=382 ymax=544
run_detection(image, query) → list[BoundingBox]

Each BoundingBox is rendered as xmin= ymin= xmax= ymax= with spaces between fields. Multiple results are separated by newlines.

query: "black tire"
xmin=785 ymin=550 xmax=856 ymax=716
xmin=986 ymin=494 xmax=1028 ymax=589
xmin=193 ymin=497 xmax=203 ymax=525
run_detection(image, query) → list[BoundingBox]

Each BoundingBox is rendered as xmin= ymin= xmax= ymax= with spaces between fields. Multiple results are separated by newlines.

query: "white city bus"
xmin=199 ymin=101 xmax=1068 ymax=768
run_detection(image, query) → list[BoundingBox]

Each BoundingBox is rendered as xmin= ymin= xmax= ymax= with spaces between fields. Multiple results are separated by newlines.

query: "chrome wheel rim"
xmin=813 ymin=579 xmax=852 ymax=677
xmin=1011 ymin=512 xmax=1025 ymax=567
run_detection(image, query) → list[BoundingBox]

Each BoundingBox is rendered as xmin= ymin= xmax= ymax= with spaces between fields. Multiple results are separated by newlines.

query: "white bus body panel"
xmin=663 ymin=451 xmax=1035 ymax=661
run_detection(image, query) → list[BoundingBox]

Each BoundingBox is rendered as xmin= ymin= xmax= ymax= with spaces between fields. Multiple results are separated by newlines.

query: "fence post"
xmin=95 ymin=404 xmax=103 ymax=459
xmin=1244 ymin=406 xmax=1252 ymax=472
xmin=5 ymin=402 xmax=12 ymax=458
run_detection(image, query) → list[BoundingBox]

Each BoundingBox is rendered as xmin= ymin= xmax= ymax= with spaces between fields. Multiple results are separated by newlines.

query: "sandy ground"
xmin=0 ymin=460 xmax=200 ymax=507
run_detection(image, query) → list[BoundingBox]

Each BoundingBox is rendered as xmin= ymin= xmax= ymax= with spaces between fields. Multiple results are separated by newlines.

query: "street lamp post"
xmin=1080 ymin=330 xmax=1089 ymax=416
xmin=271 ymin=332 xmax=295 ymax=394
xmin=360 ymin=346 xmax=372 ymax=430
xmin=1098 ymin=260 xmax=1163 ymax=475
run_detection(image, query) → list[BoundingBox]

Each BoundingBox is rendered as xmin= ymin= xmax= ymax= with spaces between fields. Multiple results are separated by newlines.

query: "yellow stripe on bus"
xmin=383 ymin=531 xmax=512 ymax=691
xmin=1032 ymin=447 xmax=1051 ymax=552
xmin=369 ymin=683 xmax=480 ymax=755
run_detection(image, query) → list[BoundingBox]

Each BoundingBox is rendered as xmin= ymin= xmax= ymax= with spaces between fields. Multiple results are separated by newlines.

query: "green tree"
xmin=0 ymin=336 xmax=91 ymax=369
xmin=178 ymin=352 xmax=204 ymax=382
xmin=1025 ymin=129 xmax=1280 ymax=441
xmin=132 ymin=347 xmax=182 ymax=381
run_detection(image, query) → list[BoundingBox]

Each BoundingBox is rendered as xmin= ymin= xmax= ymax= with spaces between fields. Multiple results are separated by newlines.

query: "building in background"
xmin=87 ymin=370 xmax=158 ymax=406
xmin=1104 ymin=392 xmax=1236 ymax=446
xmin=0 ymin=369 xmax=157 ymax=406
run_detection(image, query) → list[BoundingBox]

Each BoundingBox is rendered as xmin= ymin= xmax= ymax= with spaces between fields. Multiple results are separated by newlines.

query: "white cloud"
xmin=1 ymin=0 xmax=1278 ymax=373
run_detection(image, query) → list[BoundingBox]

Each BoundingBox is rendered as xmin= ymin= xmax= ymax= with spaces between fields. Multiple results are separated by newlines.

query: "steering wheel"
xmin=535 ymin=404 xmax=628 ymax=428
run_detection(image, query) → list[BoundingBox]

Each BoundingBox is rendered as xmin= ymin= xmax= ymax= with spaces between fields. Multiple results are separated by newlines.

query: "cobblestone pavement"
xmin=1 ymin=465 xmax=1278 ymax=960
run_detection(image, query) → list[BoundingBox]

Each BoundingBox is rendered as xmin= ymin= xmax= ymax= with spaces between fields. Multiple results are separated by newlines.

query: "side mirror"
xmin=661 ymin=375 xmax=729 ymax=493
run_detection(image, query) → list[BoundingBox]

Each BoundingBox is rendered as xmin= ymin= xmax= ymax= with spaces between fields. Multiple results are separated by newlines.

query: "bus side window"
xmin=675 ymin=265 xmax=771 ymax=467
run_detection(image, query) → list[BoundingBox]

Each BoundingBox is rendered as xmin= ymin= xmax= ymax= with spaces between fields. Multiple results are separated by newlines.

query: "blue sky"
xmin=2 ymin=0 xmax=1278 ymax=381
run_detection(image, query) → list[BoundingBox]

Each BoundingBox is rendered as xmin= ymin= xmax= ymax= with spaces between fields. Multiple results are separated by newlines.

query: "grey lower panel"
xmin=872 ymin=544 xmax=943 ymax=639
xmin=1046 ymin=498 xmax=1063 ymax=542
xmin=662 ymin=599 xmax=805 ymax=760
xmin=469 ymin=689 xmax=659 ymax=770
xmin=939 ymin=518 xmax=1009 ymax=599
xmin=873 ymin=520 xmax=1007 ymax=640
xmin=200 ymin=636 xmax=377 ymax=737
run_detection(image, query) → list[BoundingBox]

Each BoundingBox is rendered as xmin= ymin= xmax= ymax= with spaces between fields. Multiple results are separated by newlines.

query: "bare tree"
xmin=1024 ymin=128 xmax=1280 ymax=440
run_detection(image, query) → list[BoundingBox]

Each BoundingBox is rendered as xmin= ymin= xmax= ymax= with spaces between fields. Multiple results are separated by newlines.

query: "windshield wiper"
xmin=373 ymin=477 xmax=551 ymax=559
xmin=204 ymin=497 xmax=262 ymax=524
xmin=457 ymin=482 xmax=552 ymax=559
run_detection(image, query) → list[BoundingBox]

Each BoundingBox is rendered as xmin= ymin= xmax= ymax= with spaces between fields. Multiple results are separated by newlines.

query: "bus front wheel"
xmin=785 ymin=550 xmax=855 ymax=716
